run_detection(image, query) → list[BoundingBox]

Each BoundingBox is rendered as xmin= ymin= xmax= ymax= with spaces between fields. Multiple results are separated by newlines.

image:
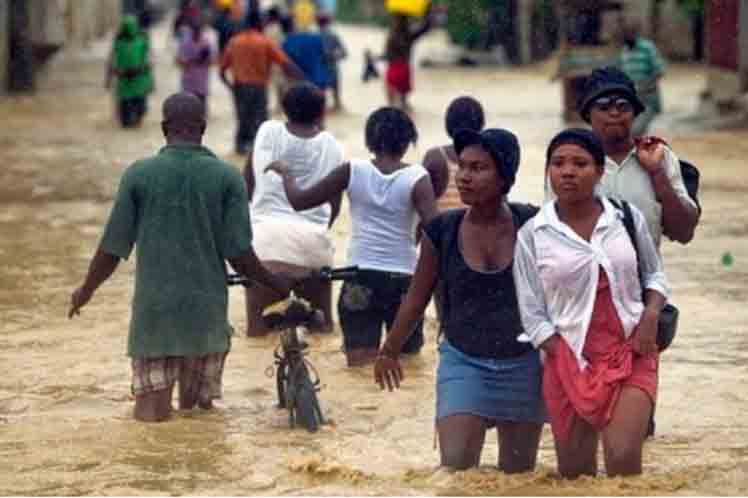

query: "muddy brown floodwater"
xmin=0 ymin=20 xmax=746 ymax=496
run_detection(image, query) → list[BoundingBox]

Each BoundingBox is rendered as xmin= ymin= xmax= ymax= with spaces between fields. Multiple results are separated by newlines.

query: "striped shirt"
xmin=619 ymin=37 xmax=665 ymax=111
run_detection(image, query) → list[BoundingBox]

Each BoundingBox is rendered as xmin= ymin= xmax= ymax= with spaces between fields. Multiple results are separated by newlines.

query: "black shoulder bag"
xmin=614 ymin=199 xmax=679 ymax=351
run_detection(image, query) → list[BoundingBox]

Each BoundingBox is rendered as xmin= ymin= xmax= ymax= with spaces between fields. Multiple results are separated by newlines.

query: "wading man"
xmin=68 ymin=92 xmax=291 ymax=422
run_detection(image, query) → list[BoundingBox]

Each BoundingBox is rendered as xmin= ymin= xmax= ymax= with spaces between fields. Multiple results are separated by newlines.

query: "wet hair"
xmin=281 ymin=82 xmax=326 ymax=125
xmin=546 ymin=128 xmax=605 ymax=167
xmin=365 ymin=107 xmax=418 ymax=156
xmin=445 ymin=96 xmax=485 ymax=139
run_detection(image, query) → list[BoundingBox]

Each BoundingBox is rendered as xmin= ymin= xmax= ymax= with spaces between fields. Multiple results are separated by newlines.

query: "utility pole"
xmin=8 ymin=0 xmax=34 ymax=92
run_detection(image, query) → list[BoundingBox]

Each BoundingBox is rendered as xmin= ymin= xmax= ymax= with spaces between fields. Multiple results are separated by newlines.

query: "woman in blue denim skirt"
xmin=374 ymin=128 xmax=545 ymax=471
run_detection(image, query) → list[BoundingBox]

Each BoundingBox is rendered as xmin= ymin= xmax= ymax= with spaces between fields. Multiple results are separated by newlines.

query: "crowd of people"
xmin=78 ymin=1 xmax=702 ymax=482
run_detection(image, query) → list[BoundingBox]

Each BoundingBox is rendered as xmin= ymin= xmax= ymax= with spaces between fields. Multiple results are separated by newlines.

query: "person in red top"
xmin=220 ymin=12 xmax=303 ymax=155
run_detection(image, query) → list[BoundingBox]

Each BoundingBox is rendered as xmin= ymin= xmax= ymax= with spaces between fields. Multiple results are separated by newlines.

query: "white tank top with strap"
xmin=346 ymin=158 xmax=428 ymax=274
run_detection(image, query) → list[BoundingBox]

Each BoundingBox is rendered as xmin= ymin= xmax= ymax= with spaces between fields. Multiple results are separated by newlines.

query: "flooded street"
xmin=1 ymin=20 xmax=747 ymax=496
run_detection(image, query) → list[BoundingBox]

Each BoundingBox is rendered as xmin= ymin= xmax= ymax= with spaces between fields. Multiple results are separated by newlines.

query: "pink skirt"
xmin=543 ymin=271 xmax=658 ymax=442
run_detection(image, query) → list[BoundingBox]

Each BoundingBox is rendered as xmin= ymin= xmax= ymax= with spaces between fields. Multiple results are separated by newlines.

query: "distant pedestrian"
xmin=220 ymin=12 xmax=304 ymax=155
xmin=265 ymin=107 xmax=438 ymax=367
xmin=68 ymin=93 xmax=292 ymax=422
xmin=212 ymin=0 xmax=237 ymax=56
xmin=282 ymin=17 xmax=330 ymax=92
xmin=173 ymin=0 xmax=201 ymax=40
xmin=619 ymin=20 xmax=666 ymax=136
xmin=176 ymin=14 xmax=216 ymax=106
xmin=317 ymin=13 xmax=347 ymax=111
xmin=106 ymin=14 xmax=154 ymax=128
xmin=384 ymin=12 xmax=433 ymax=112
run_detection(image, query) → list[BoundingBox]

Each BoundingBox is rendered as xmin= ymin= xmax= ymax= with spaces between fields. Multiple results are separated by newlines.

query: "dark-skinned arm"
xmin=227 ymin=247 xmax=291 ymax=298
xmin=328 ymin=192 xmax=343 ymax=228
xmin=652 ymin=168 xmax=699 ymax=243
xmin=409 ymin=12 xmax=433 ymax=41
xmin=280 ymin=59 xmax=305 ymax=81
xmin=69 ymin=249 xmax=120 ymax=318
xmin=411 ymin=175 xmax=439 ymax=226
xmin=636 ymin=141 xmax=699 ymax=244
xmin=243 ymin=155 xmax=256 ymax=201
xmin=422 ymin=146 xmax=450 ymax=200
xmin=374 ymin=236 xmax=440 ymax=391
xmin=268 ymin=162 xmax=351 ymax=211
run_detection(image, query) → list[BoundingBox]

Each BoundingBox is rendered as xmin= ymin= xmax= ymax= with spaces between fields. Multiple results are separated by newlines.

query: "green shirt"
xmin=619 ymin=37 xmax=666 ymax=113
xmin=100 ymin=144 xmax=252 ymax=358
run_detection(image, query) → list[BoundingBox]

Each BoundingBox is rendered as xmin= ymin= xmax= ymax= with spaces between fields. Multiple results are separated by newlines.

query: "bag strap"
xmin=609 ymin=198 xmax=645 ymax=295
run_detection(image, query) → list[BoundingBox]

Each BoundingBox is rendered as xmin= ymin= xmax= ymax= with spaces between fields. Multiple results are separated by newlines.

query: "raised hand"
xmin=634 ymin=136 xmax=667 ymax=175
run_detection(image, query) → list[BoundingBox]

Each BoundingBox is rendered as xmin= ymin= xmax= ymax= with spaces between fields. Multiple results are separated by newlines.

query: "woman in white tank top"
xmin=266 ymin=107 xmax=438 ymax=367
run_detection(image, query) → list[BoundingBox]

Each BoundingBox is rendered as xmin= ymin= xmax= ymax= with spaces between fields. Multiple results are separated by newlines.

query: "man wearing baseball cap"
xmin=550 ymin=66 xmax=698 ymax=248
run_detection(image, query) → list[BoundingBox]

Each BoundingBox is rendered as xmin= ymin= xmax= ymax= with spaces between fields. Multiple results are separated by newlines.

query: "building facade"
xmin=1 ymin=0 xmax=120 ymax=94
xmin=704 ymin=0 xmax=748 ymax=105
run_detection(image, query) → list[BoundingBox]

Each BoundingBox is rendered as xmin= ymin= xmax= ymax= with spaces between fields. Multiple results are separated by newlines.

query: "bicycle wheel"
xmin=293 ymin=363 xmax=323 ymax=433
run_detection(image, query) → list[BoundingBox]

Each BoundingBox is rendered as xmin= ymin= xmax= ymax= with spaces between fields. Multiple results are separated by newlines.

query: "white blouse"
xmin=513 ymin=197 xmax=669 ymax=369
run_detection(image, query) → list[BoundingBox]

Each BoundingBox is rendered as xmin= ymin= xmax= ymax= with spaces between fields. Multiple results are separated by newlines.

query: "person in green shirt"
xmin=68 ymin=92 xmax=292 ymax=422
xmin=106 ymin=14 xmax=154 ymax=128
xmin=619 ymin=20 xmax=666 ymax=136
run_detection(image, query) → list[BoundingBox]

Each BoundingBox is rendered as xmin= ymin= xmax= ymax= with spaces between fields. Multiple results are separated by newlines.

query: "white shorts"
xmin=251 ymin=217 xmax=334 ymax=269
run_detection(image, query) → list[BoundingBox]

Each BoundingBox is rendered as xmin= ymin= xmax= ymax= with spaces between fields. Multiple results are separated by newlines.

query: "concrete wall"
xmin=1 ymin=0 xmax=121 ymax=93
xmin=65 ymin=0 xmax=121 ymax=47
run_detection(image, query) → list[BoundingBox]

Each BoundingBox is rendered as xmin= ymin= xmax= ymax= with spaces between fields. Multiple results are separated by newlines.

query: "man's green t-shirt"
xmin=100 ymin=144 xmax=252 ymax=358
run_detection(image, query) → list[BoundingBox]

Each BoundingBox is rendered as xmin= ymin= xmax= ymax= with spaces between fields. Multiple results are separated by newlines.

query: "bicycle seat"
xmin=262 ymin=298 xmax=320 ymax=329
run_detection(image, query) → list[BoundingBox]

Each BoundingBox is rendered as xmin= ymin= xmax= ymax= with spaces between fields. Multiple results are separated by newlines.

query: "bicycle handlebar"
xmin=227 ymin=265 xmax=360 ymax=287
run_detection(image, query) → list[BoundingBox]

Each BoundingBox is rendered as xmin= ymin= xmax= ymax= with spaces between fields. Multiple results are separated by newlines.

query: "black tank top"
xmin=423 ymin=204 xmax=538 ymax=359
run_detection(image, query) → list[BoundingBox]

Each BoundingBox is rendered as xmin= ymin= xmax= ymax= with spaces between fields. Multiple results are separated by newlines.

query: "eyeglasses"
xmin=591 ymin=97 xmax=634 ymax=114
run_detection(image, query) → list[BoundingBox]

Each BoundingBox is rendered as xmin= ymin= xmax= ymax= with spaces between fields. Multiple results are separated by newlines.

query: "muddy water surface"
xmin=0 ymin=22 xmax=747 ymax=496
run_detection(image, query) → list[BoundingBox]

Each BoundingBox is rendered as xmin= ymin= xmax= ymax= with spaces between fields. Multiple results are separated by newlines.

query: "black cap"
xmin=454 ymin=128 xmax=520 ymax=194
xmin=578 ymin=66 xmax=645 ymax=122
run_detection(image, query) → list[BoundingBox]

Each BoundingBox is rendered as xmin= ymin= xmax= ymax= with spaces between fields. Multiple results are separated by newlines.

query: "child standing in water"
xmin=265 ymin=107 xmax=438 ymax=366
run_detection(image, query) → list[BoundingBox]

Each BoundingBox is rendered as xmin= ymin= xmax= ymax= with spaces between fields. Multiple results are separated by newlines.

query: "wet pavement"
xmin=0 ymin=19 xmax=747 ymax=496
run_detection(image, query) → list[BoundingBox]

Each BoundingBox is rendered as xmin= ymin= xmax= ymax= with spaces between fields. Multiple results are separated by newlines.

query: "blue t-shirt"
xmin=283 ymin=32 xmax=330 ymax=89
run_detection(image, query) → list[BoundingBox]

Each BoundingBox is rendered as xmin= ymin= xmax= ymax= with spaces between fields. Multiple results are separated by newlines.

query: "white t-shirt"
xmin=346 ymin=159 xmax=428 ymax=275
xmin=251 ymin=120 xmax=344 ymax=227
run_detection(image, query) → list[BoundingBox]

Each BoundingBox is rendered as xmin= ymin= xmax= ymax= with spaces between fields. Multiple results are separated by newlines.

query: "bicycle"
xmin=228 ymin=265 xmax=360 ymax=432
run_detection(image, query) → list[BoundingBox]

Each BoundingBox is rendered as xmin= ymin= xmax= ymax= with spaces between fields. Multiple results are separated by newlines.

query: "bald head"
xmin=161 ymin=92 xmax=206 ymax=143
